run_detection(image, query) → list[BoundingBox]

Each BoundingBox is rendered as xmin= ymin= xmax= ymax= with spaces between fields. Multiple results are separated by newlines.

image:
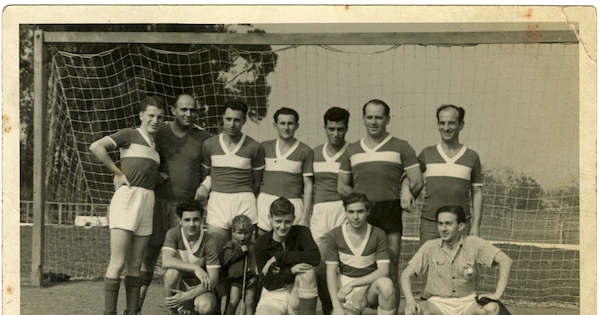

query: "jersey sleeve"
xmin=400 ymin=141 xmax=420 ymax=170
xmin=204 ymin=235 xmax=221 ymax=269
xmin=302 ymin=146 xmax=314 ymax=177
xmin=162 ymin=227 xmax=179 ymax=252
xmin=324 ymin=231 xmax=340 ymax=264
xmin=201 ymin=141 xmax=212 ymax=170
xmin=251 ymin=142 xmax=265 ymax=170
xmin=339 ymin=149 xmax=352 ymax=174
xmin=471 ymin=153 xmax=483 ymax=186
xmin=374 ymin=228 xmax=390 ymax=263
xmin=417 ymin=149 xmax=427 ymax=173
xmin=107 ymin=129 xmax=134 ymax=148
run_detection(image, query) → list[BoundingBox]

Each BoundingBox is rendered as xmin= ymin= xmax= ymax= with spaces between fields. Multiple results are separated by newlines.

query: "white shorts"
xmin=427 ymin=292 xmax=477 ymax=315
xmin=256 ymin=285 xmax=299 ymax=315
xmin=206 ymin=191 xmax=257 ymax=230
xmin=109 ymin=186 xmax=154 ymax=236
xmin=340 ymin=275 xmax=370 ymax=314
xmin=310 ymin=200 xmax=346 ymax=247
xmin=257 ymin=192 xmax=303 ymax=231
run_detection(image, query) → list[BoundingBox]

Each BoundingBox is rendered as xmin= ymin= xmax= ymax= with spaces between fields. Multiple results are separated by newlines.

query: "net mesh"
xmin=31 ymin=41 xmax=579 ymax=307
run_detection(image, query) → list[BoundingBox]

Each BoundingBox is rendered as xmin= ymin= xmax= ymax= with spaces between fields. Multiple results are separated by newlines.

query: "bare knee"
xmin=374 ymin=277 xmax=395 ymax=300
xmin=163 ymin=268 xmax=182 ymax=287
xmin=483 ymin=302 xmax=499 ymax=315
xmin=194 ymin=295 xmax=216 ymax=315
xmin=296 ymin=268 xmax=317 ymax=287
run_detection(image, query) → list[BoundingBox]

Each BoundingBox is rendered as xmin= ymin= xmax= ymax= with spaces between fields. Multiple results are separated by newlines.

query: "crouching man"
xmin=401 ymin=205 xmax=513 ymax=315
xmin=162 ymin=200 xmax=220 ymax=315
xmin=325 ymin=193 xmax=396 ymax=315
xmin=254 ymin=197 xmax=321 ymax=315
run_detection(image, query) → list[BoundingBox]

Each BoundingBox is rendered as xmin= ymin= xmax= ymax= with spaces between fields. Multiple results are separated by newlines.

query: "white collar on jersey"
xmin=360 ymin=134 xmax=392 ymax=153
xmin=436 ymin=143 xmax=467 ymax=164
xmin=219 ymin=133 xmax=246 ymax=155
xmin=181 ymin=226 xmax=204 ymax=255
xmin=342 ymin=222 xmax=371 ymax=256
xmin=276 ymin=138 xmax=300 ymax=159
xmin=323 ymin=141 xmax=349 ymax=162
xmin=136 ymin=128 xmax=155 ymax=149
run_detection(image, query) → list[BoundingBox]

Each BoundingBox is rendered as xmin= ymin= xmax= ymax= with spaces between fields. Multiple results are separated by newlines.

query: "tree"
xmin=482 ymin=165 xmax=545 ymax=211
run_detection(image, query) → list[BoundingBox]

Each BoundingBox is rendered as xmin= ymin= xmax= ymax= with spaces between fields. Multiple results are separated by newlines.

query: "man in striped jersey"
xmin=89 ymin=96 xmax=165 ymax=315
xmin=401 ymin=104 xmax=483 ymax=245
xmin=198 ymin=99 xmax=265 ymax=252
xmin=310 ymin=107 xmax=351 ymax=315
xmin=325 ymin=193 xmax=396 ymax=315
xmin=338 ymin=99 xmax=424 ymax=309
xmin=257 ymin=107 xmax=314 ymax=237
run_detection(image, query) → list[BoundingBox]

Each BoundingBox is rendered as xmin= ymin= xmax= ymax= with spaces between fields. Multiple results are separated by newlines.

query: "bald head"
xmin=171 ymin=94 xmax=198 ymax=128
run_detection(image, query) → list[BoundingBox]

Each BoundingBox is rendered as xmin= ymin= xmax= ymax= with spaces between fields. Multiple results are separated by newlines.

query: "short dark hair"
xmin=140 ymin=96 xmax=166 ymax=112
xmin=435 ymin=205 xmax=467 ymax=224
xmin=362 ymin=99 xmax=390 ymax=116
xmin=172 ymin=94 xmax=196 ymax=109
xmin=274 ymin=107 xmax=299 ymax=123
xmin=436 ymin=104 xmax=465 ymax=123
xmin=231 ymin=214 xmax=253 ymax=232
xmin=270 ymin=197 xmax=295 ymax=217
xmin=323 ymin=107 xmax=350 ymax=126
xmin=223 ymin=99 xmax=248 ymax=116
xmin=176 ymin=199 xmax=205 ymax=219
xmin=343 ymin=192 xmax=371 ymax=210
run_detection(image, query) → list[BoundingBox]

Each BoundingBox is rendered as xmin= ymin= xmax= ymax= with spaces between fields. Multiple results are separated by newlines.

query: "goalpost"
xmin=31 ymin=25 xmax=580 ymax=307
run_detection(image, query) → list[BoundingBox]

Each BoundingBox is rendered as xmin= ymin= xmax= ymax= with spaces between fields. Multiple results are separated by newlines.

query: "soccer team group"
xmin=90 ymin=95 xmax=513 ymax=315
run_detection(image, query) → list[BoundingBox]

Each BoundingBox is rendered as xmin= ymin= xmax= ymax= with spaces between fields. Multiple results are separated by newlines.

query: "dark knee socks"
xmin=124 ymin=275 xmax=142 ymax=312
xmin=137 ymin=271 xmax=154 ymax=311
xmin=299 ymin=297 xmax=318 ymax=315
xmin=104 ymin=277 xmax=121 ymax=313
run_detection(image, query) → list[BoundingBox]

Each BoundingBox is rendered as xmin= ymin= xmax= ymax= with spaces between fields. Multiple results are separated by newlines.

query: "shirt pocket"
xmin=432 ymin=255 xmax=447 ymax=278
xmin=463 ymin=255 xmax=476 ymax=280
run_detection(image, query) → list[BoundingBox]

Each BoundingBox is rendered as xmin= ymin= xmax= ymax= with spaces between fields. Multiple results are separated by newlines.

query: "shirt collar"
xmin=436 ymin=234 xmax=467 ymax=248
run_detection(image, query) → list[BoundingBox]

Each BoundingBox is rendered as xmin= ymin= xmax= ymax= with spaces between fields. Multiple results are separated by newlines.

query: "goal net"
xmin=34 ymin=39 xmax=579 ymax=307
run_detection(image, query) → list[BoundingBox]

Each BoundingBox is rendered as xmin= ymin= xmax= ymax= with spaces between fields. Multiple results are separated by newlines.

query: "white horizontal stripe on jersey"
xmin=314 ymin=161 xmax=341 ymax=174
xmin=212 ymin=154 xmax=252 ymax=169
xmin=339 ymin=251 xmax=377 ymax=269
xmin=350 ymin=151 xmax=401 ymax=166
xmin=120 ymin=143 xmax=160 ymax=163
xmin=265 ymin=157 xmax=303 ymax=173
xmin=425 ymin=163 xmax=472 ymax=180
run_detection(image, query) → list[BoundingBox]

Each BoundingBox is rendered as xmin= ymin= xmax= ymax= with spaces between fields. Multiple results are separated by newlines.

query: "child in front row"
xmin=221 ymin=215 xmax=258 ymax=315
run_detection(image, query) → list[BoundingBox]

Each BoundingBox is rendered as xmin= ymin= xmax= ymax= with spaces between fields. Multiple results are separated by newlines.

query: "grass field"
xmin=20 ymin=225 xmax=580 ymax=309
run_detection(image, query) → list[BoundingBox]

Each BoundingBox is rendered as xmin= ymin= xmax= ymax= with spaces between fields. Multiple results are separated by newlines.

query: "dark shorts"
xmin=367 ymin=199 xmax=403 ymax=234
xmin=148 ymin=199 xmax=181 ymax=248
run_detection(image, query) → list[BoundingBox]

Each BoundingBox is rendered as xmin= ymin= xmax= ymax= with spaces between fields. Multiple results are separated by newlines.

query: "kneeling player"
xmin=401 ymin=205 xmax=513 ymax=315
xmin=325 ymin=193 xmax=396 ymax=315
xmin=162 ymin=200 xmax=220 ymax=315
xmin=254 ymin=197 xmax=321 ymax=315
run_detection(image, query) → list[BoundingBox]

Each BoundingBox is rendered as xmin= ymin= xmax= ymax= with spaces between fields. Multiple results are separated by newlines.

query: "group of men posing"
xmin=91 ymin=95 xmax=512 ymax=315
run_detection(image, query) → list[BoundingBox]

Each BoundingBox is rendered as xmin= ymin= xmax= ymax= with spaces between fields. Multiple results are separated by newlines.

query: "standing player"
xmin=310 ymin=107 xmax=351 ymax=315
xmin=400 ymin=206 xmax=512 ymax=315
xmin=162 ymin=200 xmax=221 ymax=315
xmin=138 ymin=94 xmax=211 ymax=311
xmin=326 ymin=193 xmax=396 ymax=315
xmin=257 ymin=107 xmax=314 ymax=236
xmin=338 ymin=99 xmax=424 ymax=310
xmin=89 ymin=96 xmax=165 ymax=315
xmin=401 ymin=104 xmax=483 ymax=244
xmin=198 ymin=99 xmax=265 ymax=253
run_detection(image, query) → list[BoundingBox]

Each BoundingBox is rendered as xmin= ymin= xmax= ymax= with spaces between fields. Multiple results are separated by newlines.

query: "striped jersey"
xmin=202 ymin=133 xmax=265 ymax=194
xmin=260 ymin=139 xmax=314 ymax=199
xmin=312 ymin=142 xmax=349 ymax=204
xmin=106 ymin=128 xmax=160 ymax=190
xmin=339 ymin=135 xmax=419 ymax=203
xmin=325 ymin=223 xmax=390 ymax=278
xmin=162 ymin=226 xmax=221 ymax=271
xmin=419 ymin=144 xmax=482 ymax=220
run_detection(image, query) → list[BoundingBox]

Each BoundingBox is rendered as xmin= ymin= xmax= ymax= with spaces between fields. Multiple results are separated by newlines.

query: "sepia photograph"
xmin=3 ymin=5 xmax=596 ymax=315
